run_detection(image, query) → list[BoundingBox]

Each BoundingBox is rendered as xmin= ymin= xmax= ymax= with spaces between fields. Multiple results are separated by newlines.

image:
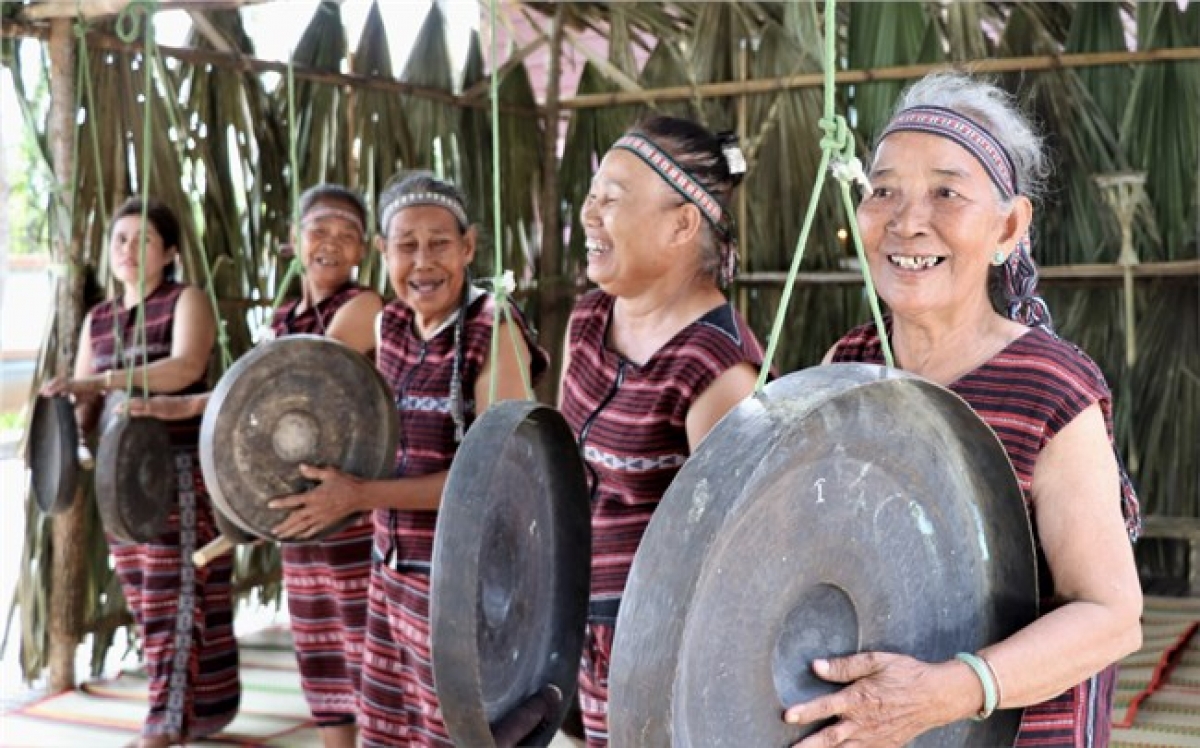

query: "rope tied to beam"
xmin=754 ymin=0 xmax=894 ymax=391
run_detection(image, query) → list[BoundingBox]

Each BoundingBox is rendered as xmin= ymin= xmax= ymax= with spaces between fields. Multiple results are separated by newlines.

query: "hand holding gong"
xmin=199 ymin=335 xmax=398 ymax=542
xmin=269 ymin=463 xmax=364 ymax=540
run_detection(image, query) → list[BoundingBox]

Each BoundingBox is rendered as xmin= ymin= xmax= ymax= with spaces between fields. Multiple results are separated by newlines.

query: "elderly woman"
xmin=267 ymin=172 xmax=549 ymax=747
xmin=131 ymin=184 xmax=382 ymax=748
xmin=782 ymin=73 xmax=1143 ymax=747
xmin=559 ymin=115 xmax=766 ymax=746
xmin=42 ymin=197 xmax=240 ymax=747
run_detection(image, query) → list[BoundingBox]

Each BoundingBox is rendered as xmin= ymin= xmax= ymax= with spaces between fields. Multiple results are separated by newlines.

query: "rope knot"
xmin=818 ymin=114 xmax=852 ymax=156
xmin=116 ymin=0 xmax=158 ymax=43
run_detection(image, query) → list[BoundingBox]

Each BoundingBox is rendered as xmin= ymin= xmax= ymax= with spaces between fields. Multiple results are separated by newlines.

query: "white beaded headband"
xmin=379 ymin=192 xmax=470 ymax=235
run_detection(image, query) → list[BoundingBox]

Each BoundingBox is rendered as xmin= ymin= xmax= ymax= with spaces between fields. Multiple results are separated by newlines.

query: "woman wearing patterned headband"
xmin=782 ymin=73 xmax=1142 ymax=747
xmin=131 ymin=184 xmax=382 ymax=748
xmin=42 ymin=197 xmax=240 ymax=747
xmin=267 ymin=171 xmax=549 ymax=747
xmin=559 ymin=115 xmax=765 ymax=746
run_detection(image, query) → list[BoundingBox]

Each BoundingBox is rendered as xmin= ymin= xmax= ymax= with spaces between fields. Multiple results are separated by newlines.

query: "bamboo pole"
xmin=535 ymin=3 xmax=567 ymax=403
xmin=46 ymin=17 xmax=86 ymax=694
xmin=735 ymin=38 xmax=750 ymax=323
xmin=20 ymin=0 xmax=266 ymax=21
xmin=0 ymin=20 xmax=539 ymax=116
xmin=734 ymin=259 xmax=1200 ymax=287
xmin=560 ymin=47 xmax=1200 ymax=109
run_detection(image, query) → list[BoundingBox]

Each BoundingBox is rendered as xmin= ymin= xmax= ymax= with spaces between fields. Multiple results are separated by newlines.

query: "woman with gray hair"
xmin=783 ymin=73 xmax=1142 ymax=747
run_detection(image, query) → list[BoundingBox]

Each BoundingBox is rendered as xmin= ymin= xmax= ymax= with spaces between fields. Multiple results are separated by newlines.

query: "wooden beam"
xmin=516 ymin=6 xmax=650 ymax=103
xmin=560 ymin=47 xmax=1200 ymax=110
xmin=1 ymin=19 xmax=543 ymax=116
xmin=461 ymin=33 xmax=548 ymax=101
xmin=186 ymin=9 xmax=237 ymax=55
xmin=20 ymin=0 xmax=267 ymax=21
xmin=734 ymin=260 xmax=1200 ymax=287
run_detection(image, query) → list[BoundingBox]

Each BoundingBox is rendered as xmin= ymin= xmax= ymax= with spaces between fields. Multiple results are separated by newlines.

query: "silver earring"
xmin=992 ymin=250 xmax=1006 ymax=266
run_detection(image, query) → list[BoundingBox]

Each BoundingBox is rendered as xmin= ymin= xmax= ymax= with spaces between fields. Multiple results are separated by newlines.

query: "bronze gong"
xmin=431 ymin=400 xmax=591 ymax=748
xmin=94 ymin=411 xmax=176 ymax=543
xmin=28 ymin=395 xmax=79 ymax=515
xmin=608 ymin=364 xmax=1038 ymax=748
xmin=199 ymin=335 xmax=398 ymax=542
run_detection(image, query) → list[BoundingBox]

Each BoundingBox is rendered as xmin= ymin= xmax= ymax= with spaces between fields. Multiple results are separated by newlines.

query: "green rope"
xmin=486 ymin=0 xmax=533 ymax=404
xmin=75 ymin=15 xmax=108 ymax=222
xmin=273 ymin=51 xmax=305 ymax=314
xmin=754 ymin=0 xmax=893 ymax=391
xmin=116 ymin=0 xmax=158 ymax=397
xmin=138 ymin=27 xmax=234 ymax=370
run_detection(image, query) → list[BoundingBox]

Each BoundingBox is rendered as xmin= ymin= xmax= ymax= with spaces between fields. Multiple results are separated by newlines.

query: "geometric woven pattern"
xmin=583 ymin=444 xmax=686 ymax=472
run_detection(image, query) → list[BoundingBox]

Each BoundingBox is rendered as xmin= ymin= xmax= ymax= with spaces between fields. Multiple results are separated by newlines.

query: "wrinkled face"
xmin=580 ymin=149 xmax=690 ymax=297
xmin=857 ymin=132 xmax=1018 ymax=321
xmin=298 ymin=198 xmax=365 ymax=291
xmin=381 ymin=204 xmax=475 ymax=328
xmin=109 ymin=214 xmax=175 ymax=290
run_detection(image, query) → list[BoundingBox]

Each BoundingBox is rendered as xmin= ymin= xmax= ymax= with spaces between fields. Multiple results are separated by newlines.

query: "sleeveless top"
xmin=560 ymin=290 xmax=765 ymax=620
xmin=372 ymin=291 xmax=549 ymax=571
xmin=831 ymin=320 xmax=1141 ymax=748
xmin=269 ymin=281 xmax=371 ymax=350
xmin=89 ymin=281 xmax=209 ymax=443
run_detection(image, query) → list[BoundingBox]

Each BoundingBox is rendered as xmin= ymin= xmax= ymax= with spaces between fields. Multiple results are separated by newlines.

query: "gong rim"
xmin=94 ymin=413 xmax=176 ymax=543
xmin=608 ymin=364 xmax=1037 ymax=748
xmin=431 ymin=400 xmax=591 ymax=748
xmin=199 ymin=335 xmax=399 ymax=542
xmin=28 ymin=395 xmax=78 ymax=515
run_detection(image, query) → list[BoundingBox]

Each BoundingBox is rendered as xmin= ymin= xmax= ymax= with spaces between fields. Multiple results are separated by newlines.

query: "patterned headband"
xmin=879 ymin=105 xmax=1052 ymax=330
xmin=878 ymin=105 xmax=1019 ymax=199
xmin=379 ymin=192 xmax=469 ymax=235
xmin=301 ymin=206 xmax=365 ymax=236
xmin=613 ymin=134 xmax=726 ymax=232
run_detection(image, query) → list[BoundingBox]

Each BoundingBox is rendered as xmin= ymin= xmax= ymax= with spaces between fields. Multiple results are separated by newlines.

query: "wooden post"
xmin=47 ymin=17 xmax=87 ymax=694
xmin=535 ymin=3 xmax=566 ymax=403
xmin=735 ymin=38 xmax=749 ymax=322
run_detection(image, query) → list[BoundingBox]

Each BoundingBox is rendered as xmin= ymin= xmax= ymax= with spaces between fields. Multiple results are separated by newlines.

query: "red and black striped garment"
xmin=559 ymin=289 xmax=765 ymax=747
xmin=89 ymin=281 xmax=241 ymax=741
xmin=831 ymin=320 xmax=1141 ymax=748
xmin=269 ymin=282 xmax=375 ymax=726
xmin=359 ymin=291 xmax=548 ymax=748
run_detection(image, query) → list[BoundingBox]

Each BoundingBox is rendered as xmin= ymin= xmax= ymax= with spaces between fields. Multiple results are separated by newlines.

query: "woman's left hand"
xmin=782 ymin=652 xmax=955 ymax=747
xmin=268 ymin=463 xmax=361 ymax=539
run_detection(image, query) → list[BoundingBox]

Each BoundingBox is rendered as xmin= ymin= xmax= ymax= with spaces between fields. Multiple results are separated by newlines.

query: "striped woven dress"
xmin=831 ymin=320 xmax=1141 ymax=748
xmin=559 ymin=289 xmax=765 ymax=747
xmin=358 ymin=291 xmax=548 ymax=748
xmin=269 ymin=282 xmax=375 ymax=726
xmin=89 ymin=281 xmax=241 ymax=741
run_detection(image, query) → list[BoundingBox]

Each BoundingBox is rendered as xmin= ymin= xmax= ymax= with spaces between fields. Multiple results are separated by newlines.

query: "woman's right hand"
xmin=40 ymin=375 xmax=75 ymax=397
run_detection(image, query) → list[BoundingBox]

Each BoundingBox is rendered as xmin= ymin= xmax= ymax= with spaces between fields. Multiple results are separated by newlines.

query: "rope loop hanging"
xmin=115 ymin=0 xmax=156 ymax=44
xmin=753 ymin=0 xmax=893 ymax=392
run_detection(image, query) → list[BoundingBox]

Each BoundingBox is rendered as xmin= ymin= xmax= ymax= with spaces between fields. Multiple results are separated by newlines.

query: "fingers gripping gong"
xmin=200 ymin=335 xmax=398 ymax=542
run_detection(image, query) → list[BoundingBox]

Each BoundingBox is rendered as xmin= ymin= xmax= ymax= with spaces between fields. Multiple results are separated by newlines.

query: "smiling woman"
xmin=796 ymin=72 xmax=1144 ymax=748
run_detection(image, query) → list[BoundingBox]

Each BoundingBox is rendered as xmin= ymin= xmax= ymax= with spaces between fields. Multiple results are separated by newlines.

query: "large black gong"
xmin=431 ymin=400 xmax=591 ymax=748
xmin=199 ymin=335 xmax=398 ymax=542
xmin=28 ymin=395 xmax=78 ymax=515
xmin=95 ymin=412 xmax=176 ymax=543
xmin=608 ymin=364 xmax=1038 ymax=747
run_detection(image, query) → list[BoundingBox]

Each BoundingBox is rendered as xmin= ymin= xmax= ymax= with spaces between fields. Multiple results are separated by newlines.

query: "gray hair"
xmin=883 ymin=72 xmax=1051 ymax=203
